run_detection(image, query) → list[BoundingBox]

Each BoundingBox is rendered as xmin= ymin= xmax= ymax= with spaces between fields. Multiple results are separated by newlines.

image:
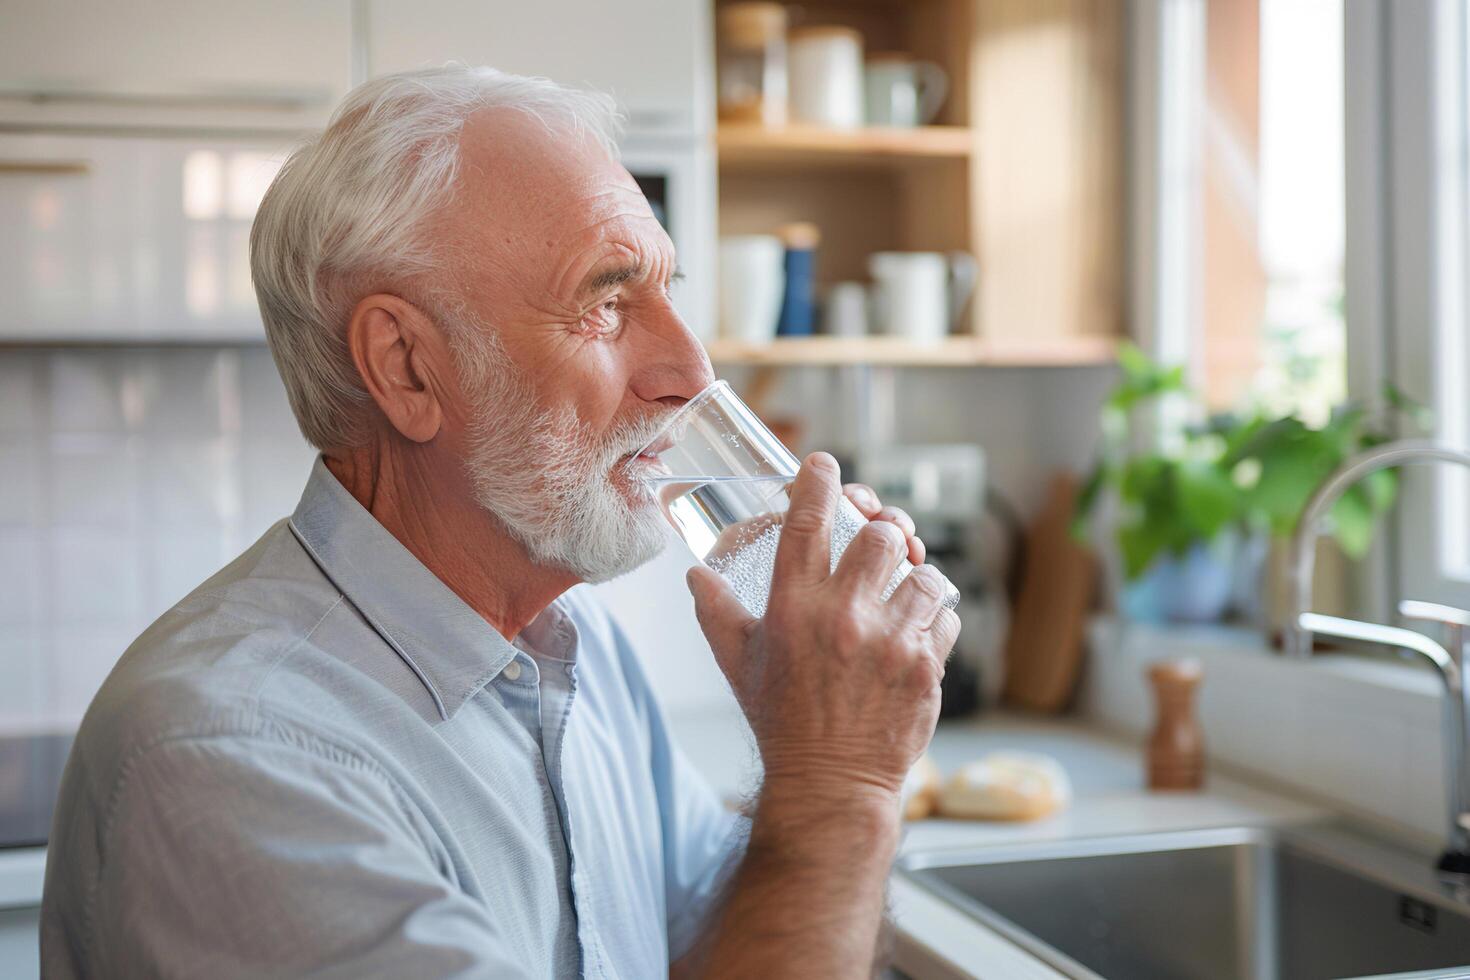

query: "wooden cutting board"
xmin=1002 ymin=472 xmax=1099 ymax=712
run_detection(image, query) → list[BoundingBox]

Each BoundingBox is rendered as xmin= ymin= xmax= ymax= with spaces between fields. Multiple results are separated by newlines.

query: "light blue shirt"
xmin=42 ymin=458 xmax=747 ymax=978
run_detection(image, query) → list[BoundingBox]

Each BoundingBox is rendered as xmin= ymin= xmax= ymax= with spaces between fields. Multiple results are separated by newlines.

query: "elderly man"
xmin=41 ymin=66 xmax=959 ymax=978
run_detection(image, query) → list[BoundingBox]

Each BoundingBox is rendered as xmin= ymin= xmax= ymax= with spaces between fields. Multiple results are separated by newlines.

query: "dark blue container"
xmin=775 ymin=228 xmax=818 ymax=336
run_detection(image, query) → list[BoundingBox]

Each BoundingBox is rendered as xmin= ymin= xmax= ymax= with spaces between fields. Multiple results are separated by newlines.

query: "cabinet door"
xmin=0 ymin=132 xmax=297 ymax=340
xmin=0 ymin=0 xmax=353 ymax=130
xmin=366 ymin=0 xmax=712 ymax=133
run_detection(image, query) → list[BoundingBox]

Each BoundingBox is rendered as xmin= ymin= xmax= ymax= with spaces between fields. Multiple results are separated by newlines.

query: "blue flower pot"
xmin=1121 ymin=533 xmax=1238 ymax=624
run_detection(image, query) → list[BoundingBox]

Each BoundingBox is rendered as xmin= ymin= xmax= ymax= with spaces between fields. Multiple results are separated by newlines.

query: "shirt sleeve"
xmin=84 ymin=731 xmax=528 ymax=980
xmin=607 ymin=620 xmax=752 ymax=962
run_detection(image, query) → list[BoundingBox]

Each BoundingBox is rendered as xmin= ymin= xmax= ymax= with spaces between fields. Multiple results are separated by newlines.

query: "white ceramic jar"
xmin=788 ymin=26 xmax=864 ymax=128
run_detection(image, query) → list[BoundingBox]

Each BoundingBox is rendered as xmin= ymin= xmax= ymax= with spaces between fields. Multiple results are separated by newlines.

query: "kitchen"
xmin=3 ymin=0 xmax=1470 ymax=977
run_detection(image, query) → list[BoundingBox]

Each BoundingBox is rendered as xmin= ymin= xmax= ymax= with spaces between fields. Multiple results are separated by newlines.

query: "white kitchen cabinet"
xmin=0 ymin=0 xmax=354 ymax=131
xmin=0 ymin=132 xmax=299 ymax=341
xmin=366 ymin=0 xmax=714 ymax=134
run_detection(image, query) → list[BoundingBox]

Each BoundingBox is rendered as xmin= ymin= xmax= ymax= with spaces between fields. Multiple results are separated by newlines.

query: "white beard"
xmin=452 ymin=326 xmax=672 ymax=584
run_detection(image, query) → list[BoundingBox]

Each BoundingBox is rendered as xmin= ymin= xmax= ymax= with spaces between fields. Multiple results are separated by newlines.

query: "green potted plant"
xmin=1075 ymin=344 xmax=1426 ymax=624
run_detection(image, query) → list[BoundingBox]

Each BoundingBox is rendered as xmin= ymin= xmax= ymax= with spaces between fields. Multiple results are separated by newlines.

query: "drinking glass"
xmin=635 ymin=380 xmax=961 ymax=618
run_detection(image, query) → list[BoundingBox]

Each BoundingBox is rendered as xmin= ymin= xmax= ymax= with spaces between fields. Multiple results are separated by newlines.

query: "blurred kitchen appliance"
xmin=718 ymin=234 xmax=785 ymax=342
xmin=857 ymin=444 xmax=991 ymax=718
xmin=855 ymin=444 xmax=986 ymax=526
xmin=788 ymin=26 xmax=864 ymax=128
xmin=864 ymin=53 xmax=948 ymax=127
xmin=869 ymin=251 xmax=977 ymax=343
xmin=716 ymin=2 xmax=788 ymax=126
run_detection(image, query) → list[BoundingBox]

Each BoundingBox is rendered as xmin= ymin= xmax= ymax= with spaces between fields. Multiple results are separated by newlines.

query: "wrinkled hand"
xmin=687 ymin=453 xmax=961 ymax=804
xmin=843 ymin=482 xmax=925 ymax=566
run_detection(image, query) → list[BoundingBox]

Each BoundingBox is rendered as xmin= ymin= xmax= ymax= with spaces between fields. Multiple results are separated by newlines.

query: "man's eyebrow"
xmin=578 ymin=263 xmax=643 ymax=299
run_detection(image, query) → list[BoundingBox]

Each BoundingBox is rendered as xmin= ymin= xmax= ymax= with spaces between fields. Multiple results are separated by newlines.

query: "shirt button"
xmin=502 ymin=661 xmax=522 ymax=682
xmin=564 ymin=664 xmax=575 ymax=678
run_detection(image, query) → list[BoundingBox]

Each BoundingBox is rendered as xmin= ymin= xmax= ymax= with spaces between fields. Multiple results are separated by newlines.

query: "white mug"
xmin=864 ymin=56 xmax=948 ymax=128
xmin=719 ymin=236 xmax=785 ymax=343
xmin=869 ymin=251 xmax=976 ymax=343
xmin=788 ymin=26 xmax=864 ymax=128
xmin=824 ymin=281 xmax=869 ymax=337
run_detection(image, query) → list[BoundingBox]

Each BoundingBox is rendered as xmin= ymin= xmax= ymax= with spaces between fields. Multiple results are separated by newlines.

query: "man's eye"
xmin=581 ymin=299 xmax=621 ymax=336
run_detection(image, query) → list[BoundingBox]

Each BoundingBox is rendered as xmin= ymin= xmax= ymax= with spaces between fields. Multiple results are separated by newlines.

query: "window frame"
xmin=1383 ymin=0 xmax=1470 ymax=609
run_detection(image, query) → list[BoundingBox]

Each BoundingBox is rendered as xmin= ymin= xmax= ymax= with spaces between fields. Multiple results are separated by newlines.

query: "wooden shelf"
xmin=704 ymin=335 xmax=1119 ymax=368
xmin=716 ymin=124 xmax=974 ymax=169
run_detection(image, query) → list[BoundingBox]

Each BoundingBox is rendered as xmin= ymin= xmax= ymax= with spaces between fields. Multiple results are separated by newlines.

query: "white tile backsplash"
xmin=0 ymin=530 xmax=42 ymax=626
xmin=0 ymin=355 xmax=40 ymax=432
xmin=0 ymin=441 xmax=43 ymax=526
xmin=133 ymin=349 xmax=235 ymax=436
xmin=50 ymin=624 xmax=144 ymax=726
xmin=0 ymin=627 xmax=48 ymax=734
xmin=49 ymin=440 xmax=141 ymax=527
xmin=3 ymin=348 xmax=315 ymax=730
xmin=142 ymin=437 xmax=236 ymax=526
xmin=240 ymin=443 xmax=316 ymax=535
xmin=48 ymin=354 xmax=133 ymax=433
xmin=147 ymin=531 xmax=233 ymax=613
xmin=50 ymin=527 xmax=146 ymax=624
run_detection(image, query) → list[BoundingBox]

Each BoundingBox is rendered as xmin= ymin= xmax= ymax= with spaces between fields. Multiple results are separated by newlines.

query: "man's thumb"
xmin=686 ymin=565 xmax=755 ymax=672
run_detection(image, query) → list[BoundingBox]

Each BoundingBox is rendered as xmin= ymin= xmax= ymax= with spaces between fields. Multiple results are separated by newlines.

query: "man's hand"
xmin=842 ymin=481 xmax=926 ymax=567
xmin=681 ymin=453 xmax=961 ymax=979
xmin=689 ymin=452 xmax=959 ymax=804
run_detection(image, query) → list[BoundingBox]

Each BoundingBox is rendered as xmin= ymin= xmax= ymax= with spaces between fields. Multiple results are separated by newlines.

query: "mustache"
xmin=597 ymin=411 xmax=679 ymax=466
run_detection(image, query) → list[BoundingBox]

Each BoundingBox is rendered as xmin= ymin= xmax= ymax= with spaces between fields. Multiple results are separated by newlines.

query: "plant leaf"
xmin=1176 ymin=460 xmax=1241 ymax=541
xmin=1241 ymin=428 xmax=1340 ymax=535
xmin=1330 ymin=483 xmax=1377 ymax=558
xmin=1119 ymin=521 xmax=1171 ymax=580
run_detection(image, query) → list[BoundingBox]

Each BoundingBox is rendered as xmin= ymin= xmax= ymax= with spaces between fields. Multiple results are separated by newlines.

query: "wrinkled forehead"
xmin=437 ymin=107 xmax=655 ymax=274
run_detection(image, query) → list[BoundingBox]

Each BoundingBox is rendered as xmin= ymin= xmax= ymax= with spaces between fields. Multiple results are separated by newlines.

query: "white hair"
xmin=250 ymin=64 xmax=624 ymax=450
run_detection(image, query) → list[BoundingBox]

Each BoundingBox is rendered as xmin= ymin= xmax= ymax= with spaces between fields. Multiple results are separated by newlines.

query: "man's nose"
xmin=631 ymin=303 xmax=716 ymax=405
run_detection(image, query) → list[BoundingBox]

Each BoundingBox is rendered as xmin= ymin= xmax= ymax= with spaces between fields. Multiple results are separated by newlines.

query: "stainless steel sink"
xmin=901 ymin=824 xmax=1470 ymax=979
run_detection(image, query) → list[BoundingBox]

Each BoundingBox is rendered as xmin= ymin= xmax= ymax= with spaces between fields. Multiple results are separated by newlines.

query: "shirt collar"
xmin=288 ymin=456 xmax=529 ymax=721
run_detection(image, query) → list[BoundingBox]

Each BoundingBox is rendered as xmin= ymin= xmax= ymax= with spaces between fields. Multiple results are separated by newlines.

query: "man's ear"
xmin=345 ymin=293 xmax=445 ymax=444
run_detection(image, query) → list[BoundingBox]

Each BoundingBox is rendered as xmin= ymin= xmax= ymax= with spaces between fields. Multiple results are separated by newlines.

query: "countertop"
xmin=667 ymin=707 xmax=1328 ymax=980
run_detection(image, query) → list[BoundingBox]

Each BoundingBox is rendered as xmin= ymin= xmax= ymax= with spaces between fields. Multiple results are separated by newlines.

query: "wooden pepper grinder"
xmin=1147 ymin=659 xmax=1205 ymax=790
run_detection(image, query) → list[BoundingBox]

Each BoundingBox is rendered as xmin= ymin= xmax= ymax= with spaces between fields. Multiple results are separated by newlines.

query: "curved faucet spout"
xmin=1298 ymin=613 xmax=1458 ymax=688
xmin=1287 ymin=439 xmax=1470 ymax=872
xmin=1285 ymin=440 xmax=1470 ymax=659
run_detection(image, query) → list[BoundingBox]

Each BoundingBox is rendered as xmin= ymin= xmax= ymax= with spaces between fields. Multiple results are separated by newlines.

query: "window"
xmin=1142 ymin=0 xmax=1346 ymax=417
xmin=1136 ymin=0 xmax=1470 ymax=613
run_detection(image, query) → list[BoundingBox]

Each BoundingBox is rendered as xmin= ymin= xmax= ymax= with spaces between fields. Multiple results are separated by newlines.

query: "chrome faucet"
xmin=1284 ymin=438 xmax=1470 ymax=874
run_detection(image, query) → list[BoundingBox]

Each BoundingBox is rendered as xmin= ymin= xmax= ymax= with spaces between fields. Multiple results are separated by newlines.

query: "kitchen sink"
xmin=901 ymin=824 xmax=1470 ymax=979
